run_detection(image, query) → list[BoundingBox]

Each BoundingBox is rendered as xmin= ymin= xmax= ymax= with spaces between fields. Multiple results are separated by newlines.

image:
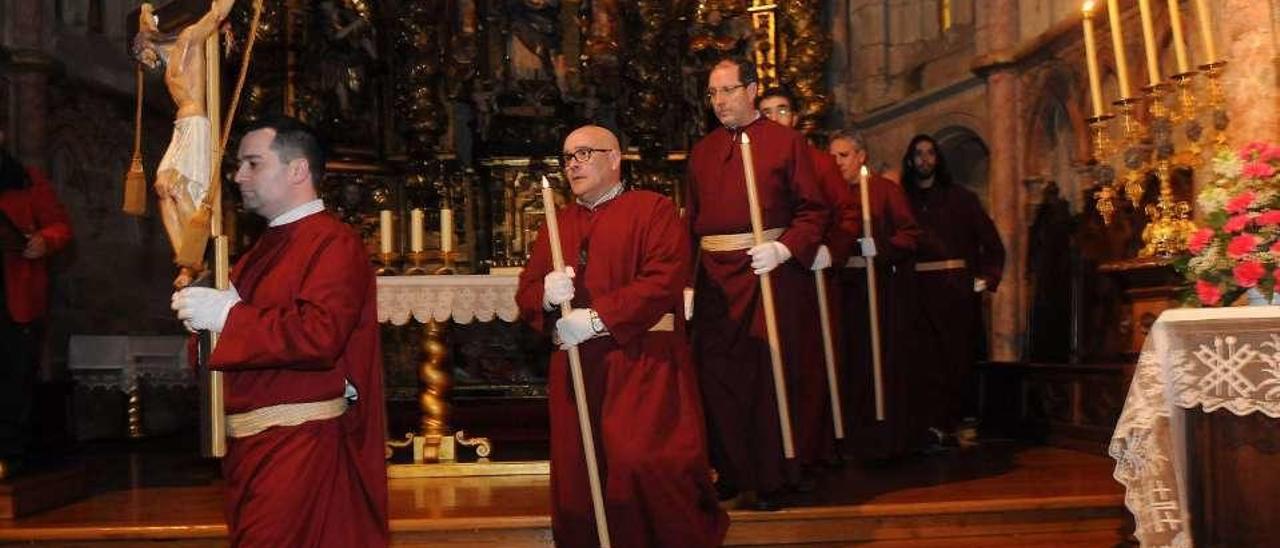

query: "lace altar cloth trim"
xmin=376 ymin=275 xmax=521 ymax=325
xmin=1109 ymin=306 xmax=1280 ymax=547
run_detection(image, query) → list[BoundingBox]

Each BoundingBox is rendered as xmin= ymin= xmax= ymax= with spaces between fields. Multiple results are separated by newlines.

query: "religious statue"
xmin=132 ymin=0 xmax=235 ymax=288
xmin=1027 ymin=181 xmax=1074 ymax=362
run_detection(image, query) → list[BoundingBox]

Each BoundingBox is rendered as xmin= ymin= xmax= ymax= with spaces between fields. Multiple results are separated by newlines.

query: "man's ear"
xmin=289 ymin=158 xmax=310 ymax=186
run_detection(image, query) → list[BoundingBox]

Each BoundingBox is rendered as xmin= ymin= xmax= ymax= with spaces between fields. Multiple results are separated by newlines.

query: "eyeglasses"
xmin=562 ymin=148 xmax=612 ymax=166
xmin=705 ymin=84 xmax=746 ymax=100
xmin=760 ymin=105 xmax=792 ymax=117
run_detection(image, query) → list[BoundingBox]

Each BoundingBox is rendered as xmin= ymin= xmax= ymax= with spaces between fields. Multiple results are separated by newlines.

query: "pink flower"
xmin=1240 ymin=141 xmax=1269 ymax=161
xmin=1242 ymin=162 xmax=1277 ymax=179
xmin=1225 ymin=191 xmax=1256 ymax=214
xmin=1188 ymin=227 xmax=1215 ymax=254
xmin=1224 ymin=214 xmax=1254 ymax=233
xmin=1258 ymin=210 xmax=1280 ymax=226
xmin=1234 ymin=260 xmax=1266 ymax=288
xmin=1227 ymin=234 xmax=1259 ymax=259
xmin=1262 ymin=144 xmax=1280 ymax=163
xmin=1197 ymin=279 xmax=1223 ymax=306
xmin=1271 ymin=240 xmax=1280 ymax=254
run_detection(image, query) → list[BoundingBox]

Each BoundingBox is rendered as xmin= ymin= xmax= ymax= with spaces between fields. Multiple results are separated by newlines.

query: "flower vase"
xmin=1245 ymin=287 xmax=1279 ymax=306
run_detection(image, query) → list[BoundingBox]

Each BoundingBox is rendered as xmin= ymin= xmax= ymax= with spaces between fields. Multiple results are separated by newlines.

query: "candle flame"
xmin=540 ymin=175 xmax=551 ymax=189
xmin=1082 ymin=0 xmax=1095 ymax=14
xmin=859 ymin=165 xmax=869 ymax=177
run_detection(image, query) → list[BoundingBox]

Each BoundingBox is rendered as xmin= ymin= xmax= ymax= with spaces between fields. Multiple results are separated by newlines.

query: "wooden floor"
xmin=0 ymin=441 xmax=1129 ymax=546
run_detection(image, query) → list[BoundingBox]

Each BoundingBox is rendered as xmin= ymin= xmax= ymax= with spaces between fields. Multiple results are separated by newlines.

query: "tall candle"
xmin=1192 ymin=0 xmax=1216 ymax=62
xmin=1082 ymin=2 xmax=1105 ymax=117
xmin=440 ymin=208 xmax=454 ymax=253
xmin=409 ymin=208 xmax=424 ymax=253
xmin=1166 ymin=0 xmax=1190 ymax=73
xmin=379 ymin=210 xmax=393 ymax=255
xmin=1137 ymin=0 xmax=1161 ymax=85
xmin=1106 ymin=0 xmax=1133 ymax=97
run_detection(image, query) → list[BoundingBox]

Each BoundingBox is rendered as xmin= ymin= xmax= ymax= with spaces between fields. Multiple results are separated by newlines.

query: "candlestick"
xmin=1106 ymin=0 xmax=1133 ymax=97
xmin=1166 ymin=0 xmax=1190 ymax=73
xmin=1192 ymin=0 xmax=1216 ymax=62
xmin=440 ymin=208 xmax=454 ymax=253
xmin=1137 ymin=0 xmax=1161 ymax=85
xmin=409 ymin=209 xmax=424 ymax=253
xmin=379 ymin=210 xmax=393 ymax=255
xmin=1082 ymin=2 xmax=1105 ymax=117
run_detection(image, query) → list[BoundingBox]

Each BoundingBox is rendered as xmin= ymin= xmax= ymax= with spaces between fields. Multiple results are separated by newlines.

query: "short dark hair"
xmin=714 ymin=55 xmax=758 ymax=86
xmin=756 ymin=86 xmax=797 ymax=110
xmin=242 ymin=116 xmax=326 ymax=185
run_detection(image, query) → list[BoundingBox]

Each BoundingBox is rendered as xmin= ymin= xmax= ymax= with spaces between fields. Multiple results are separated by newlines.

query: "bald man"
xmin=517 ymin=126 xmax=728 ymax=547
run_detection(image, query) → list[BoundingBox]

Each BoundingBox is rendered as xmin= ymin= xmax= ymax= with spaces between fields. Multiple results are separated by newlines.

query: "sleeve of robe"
xmin=964 ymin=190 xmax=1006 ymax=291
xmin=211 ymin=232 xmax=370 ymax=371
xmin=589 ymin=196 xmax=690 ymax=346
xmin=516 ymin=222 xmax=558 ymax=335
xmin=26 ymin=169 xmax=73 ymax=252
xmin=878 ymin=178 xmax=922 ymax=265
xmin=810 ymin=148 xmax=861 ymax=266
xmin=775 ymin=130 xmax=829 ymax=268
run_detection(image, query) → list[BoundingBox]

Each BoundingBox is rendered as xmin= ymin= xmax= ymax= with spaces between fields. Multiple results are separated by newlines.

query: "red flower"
xmin=1197 ymin=279 xmax=1223 ymax=306
xmin=1271 ymin=240 xmax=1280 ymax=254
xmin=1225 ymin=191 xmax=1256 ymax=214
xmin=1188 ymin=227 xmax=1215 ymax=254
xmin=1224 ymin=214 xmax=1254 ymax=233
xmin=1234 ymin=260 xmax=1266 ymax=288
xmin=1240 ymin=142 xmax=1269 ymax=161
xmin=1227 ymin=234 xmax=1259 ymax=259
xmin=1258 ymin=210 xmax=1280 ymax=226
xmin=1242 ymin=161 xmax=1278 ymax=179
xmin=1262 ymin=144 xmax=1280 ymax=163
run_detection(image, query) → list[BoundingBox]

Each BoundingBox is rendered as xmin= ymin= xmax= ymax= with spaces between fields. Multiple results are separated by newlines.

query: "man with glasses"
xmin=757 ymin=87 xmax=862 ymax=472
xmin=517 ymin=125 xmax=728 ymax=547
xmin=685 ymin=57 xmax=829 ymax=511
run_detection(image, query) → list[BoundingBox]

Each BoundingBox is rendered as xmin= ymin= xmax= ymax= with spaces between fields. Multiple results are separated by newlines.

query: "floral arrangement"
xmin=1177 ymin=141 xmax=1280 ymax=306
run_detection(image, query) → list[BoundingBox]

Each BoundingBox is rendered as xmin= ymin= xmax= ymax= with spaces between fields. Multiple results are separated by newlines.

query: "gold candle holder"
xmin=403 ymin=251 xmax=430 ymax=276
xmin=434 ymin=250 xmax=457 ymax=275
xmin=1113 ymin=97 xmax=1149 ymax=208
xmin=375 ymin=251 xmax=401 ymax=276
xmin=1198 ymin=60 xmax=1229 ymax=155
xmin=1087 ymin=113 xmax=1118 ymax=225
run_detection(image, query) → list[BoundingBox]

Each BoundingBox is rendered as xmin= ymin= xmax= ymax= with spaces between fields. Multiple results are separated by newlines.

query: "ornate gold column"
xmin=418 ymin=318 xmax=453 ymax=462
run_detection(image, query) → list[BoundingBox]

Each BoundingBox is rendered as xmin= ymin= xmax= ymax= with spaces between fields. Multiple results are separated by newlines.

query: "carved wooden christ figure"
xmin=132 ymin=0 xmax=235 ymax=288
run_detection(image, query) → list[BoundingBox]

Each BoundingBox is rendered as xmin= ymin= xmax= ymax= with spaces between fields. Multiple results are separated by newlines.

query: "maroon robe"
xmin=212 ymin=211 xmax=389 ymax=547
xmin=905 ymin=184 xmax=1005 ymax=432
xmin=685 ymin=117 xmax=829 ymax=494
xmin=836 ymin=175 xmax=920 ymax=458
xmin=516 ymin=190 xmax=728 ymax=548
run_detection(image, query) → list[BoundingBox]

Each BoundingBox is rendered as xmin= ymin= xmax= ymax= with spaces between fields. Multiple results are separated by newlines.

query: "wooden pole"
xmin=738 ymin=133 xmax=795 ymax=459
xmin=814 ymin=271 xmax=844 ymax=439
xmin=539 ymin=177 xmax=611 ymax=548
xmin=857 ymin=166 xmax=886 ymax=421
xmin=201 ymin=22 xmax=227 ymax=458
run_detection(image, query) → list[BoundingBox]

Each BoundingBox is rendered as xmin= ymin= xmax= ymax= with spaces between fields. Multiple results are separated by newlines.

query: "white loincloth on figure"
xmin=158 ymin=115 xmax=212 ymax=206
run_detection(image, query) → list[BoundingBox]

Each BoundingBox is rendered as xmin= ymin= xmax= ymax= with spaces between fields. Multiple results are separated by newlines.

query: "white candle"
xmin=1137 ymin=0 xmax=1161 ymax=85
xmin=1082 ymin=2 xmax=1105 ymax=117
xmin=1166 ymin=0 xmax=1190 ymax=73
xmin=379 ymin=210 xmax=393 ymax=255
xmin=440 ymin=208 xmax=454 ymax=253
xmin=1107 ymin=0 xmax=1133 ymax=97
xmin=409 ymin=208 xmax=424 ymax=253
xmin=1192 ymin=0 xmax=1216 ymax=63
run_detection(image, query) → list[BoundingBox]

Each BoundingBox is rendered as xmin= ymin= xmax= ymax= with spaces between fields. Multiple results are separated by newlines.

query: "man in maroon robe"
xmin=828 ymin=130 xmax=921 ymax=460
xmin=172 ymin=117 xmax=388 ymax=547
xmin=516 ymin=125 xmax=728 ymax=547
xmin=899 ymin=134 xmax=1005 ymax=450
xmin=686 ymin=58 xmax=829 ymax=510
xmin=758 ymin=87 xmax=861 ymax=469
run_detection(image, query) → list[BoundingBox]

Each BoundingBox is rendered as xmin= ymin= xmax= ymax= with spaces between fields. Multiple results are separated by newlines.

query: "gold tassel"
xmin=176 ymin=203 xmax=212 ymax=269
xmin=123 ymin=64 xmax=147 ymax=215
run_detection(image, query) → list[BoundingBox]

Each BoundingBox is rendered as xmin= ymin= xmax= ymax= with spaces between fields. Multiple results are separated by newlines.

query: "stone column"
xmin=7 ymin=0 xmax=51 ymax=170
xmin=1217 ymin=0 xmax=1278 ymax=147
xmin=981 ymin=0 xmax=1023 ymax=362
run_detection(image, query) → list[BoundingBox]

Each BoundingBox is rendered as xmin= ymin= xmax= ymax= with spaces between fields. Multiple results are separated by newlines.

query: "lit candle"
xmin=440 ymin=208 xmax=454 ymax=253
xmin=1082 ymin=2 xmax=1105 ymax=117
xmin=409 ymin=208 xmax=424 ymax=253
xmin=379 ymin=210 xmax=393 ymax=255
xmin=1166 ymin=0 xmax=1190 ymax=73
xmin=1106 ymin=0 xmax=1133 ymax=97
xmin=1137 ymin=0 xmax=1161 ymax=85
xmin=1192 ymin=0 xmax=1216 ymax=62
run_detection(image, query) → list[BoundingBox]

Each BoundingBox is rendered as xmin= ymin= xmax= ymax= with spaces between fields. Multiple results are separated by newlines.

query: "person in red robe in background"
xmin=686 ymin=57 xmax=829 ymax=510
xmin=757 ymin=87 xmax=861 ymax=471
xmin=171 ymin=117 xmax=388 ymax=547
xmin=828 ymin=130 xmax=921 ymax=460
xmin=0 ymin=136 xmax=73 ymax=478
xmin=899 ymin=134 xmax=1005 ymax=451
xmin=516 ymin=125 xmax=728 ymax=548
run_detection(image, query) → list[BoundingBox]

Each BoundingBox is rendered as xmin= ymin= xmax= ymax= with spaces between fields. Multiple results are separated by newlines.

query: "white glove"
xmin=683 ymin=287 xmax=695 ymax=321
xmin=973 ymin=278 xmax=988 ymax=293
xmin=859 ymin=237 xmax=878 ymax=257
xmin=172 ymin=284 xmax=241 ymax=333
xmin=543 ymin=266 xmax=576 ymax=310
xmin=747 ymin=241 xmax=792 ymax=275
xmin=811 ymin=245 xmax=832 ymax=271
xmin=555 ymin=308 xmax=596 ymax=349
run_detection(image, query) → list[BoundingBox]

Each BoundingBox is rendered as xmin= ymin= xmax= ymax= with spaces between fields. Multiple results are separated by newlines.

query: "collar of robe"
xmin=269 ymin=199 xmax=326 ymax=227
xmin=576 ymin=183 xmax=624 ymax=211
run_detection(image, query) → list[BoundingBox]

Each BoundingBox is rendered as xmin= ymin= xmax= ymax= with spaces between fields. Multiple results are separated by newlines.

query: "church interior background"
xmin=0 ymin=0 xmax=1278 ymax=544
